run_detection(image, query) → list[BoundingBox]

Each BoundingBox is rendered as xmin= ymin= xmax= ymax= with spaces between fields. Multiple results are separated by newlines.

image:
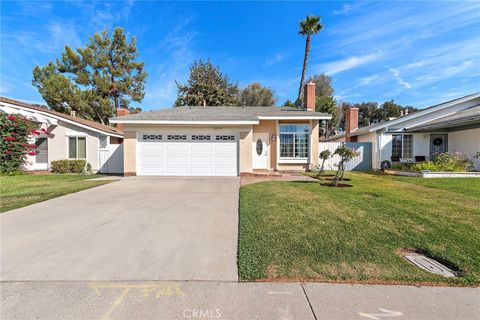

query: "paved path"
xmin=2 ymin=281 xmax=478 ymax=320
xmin=1 ymin=177 xmax=239 ymax=281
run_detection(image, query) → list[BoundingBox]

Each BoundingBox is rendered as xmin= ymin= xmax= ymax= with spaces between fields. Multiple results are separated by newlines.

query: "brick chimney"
xmin=345 ymin=107 xmax=359 ymax=142
xmin=115 ymin=108 xmax=130 ymax=132
xmin=304 ymin=82 xmax=316 ymax=111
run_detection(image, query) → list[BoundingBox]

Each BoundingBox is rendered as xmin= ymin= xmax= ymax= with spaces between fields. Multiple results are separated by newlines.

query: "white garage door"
xmin=138 ymin=133 xmax=238 ymax=176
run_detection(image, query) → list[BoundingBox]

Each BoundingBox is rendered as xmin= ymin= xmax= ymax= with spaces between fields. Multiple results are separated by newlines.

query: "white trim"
xmin=258 ymin=116 xmax=331 ymax=120
xmin=368 ymin=93 xmax=480 ymax=132
xmin=66 ymin=132 xmax=88 ymax=137
xmin=1 ymin=101 xmax=123 ymax=138
xmin=66 ymin=136 xmax=87 ymax=160
xmin=0 ymin=104 xmax=59 ymax=125
xmin=278 ymin=159 xmax=308 ymax=164
xmin=109 ymin=119 xmax=259 ymax=125
xmin=278 ymin=123 xmax=311 ymax=162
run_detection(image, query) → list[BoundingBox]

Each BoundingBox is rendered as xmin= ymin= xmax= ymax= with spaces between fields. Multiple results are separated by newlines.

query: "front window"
xmin=68 ymin=137 xmax=86 ymax=159
xmin=391 ymin=134 xmax=413 ymax=159
xmin=280 ymin=124 xmax=309 ymax=158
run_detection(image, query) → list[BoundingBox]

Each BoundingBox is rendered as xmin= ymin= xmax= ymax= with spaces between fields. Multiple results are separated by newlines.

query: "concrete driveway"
xmin=0 ymin=177 xmax=239 ymax=281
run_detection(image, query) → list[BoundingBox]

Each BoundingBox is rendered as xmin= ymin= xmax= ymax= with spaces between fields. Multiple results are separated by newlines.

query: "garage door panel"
xmin=137 ymin=134 xmax=237 ymax=176
xmin=166 ymin=155 xmax=189 ymax=164
xmin=214 ymin=144 xmax=236 ymax=152
xmin=191 ymin=155 xmax=214 ymax=163
xmin=166 ymin=144 xmax=189 ymax=152
xmin=191 ymin=144 xmax=214 ymax=152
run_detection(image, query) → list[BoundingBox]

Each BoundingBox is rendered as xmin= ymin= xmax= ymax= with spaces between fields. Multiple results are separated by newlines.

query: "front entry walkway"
xmin=1 ymin=177 xmax=239 ymax=281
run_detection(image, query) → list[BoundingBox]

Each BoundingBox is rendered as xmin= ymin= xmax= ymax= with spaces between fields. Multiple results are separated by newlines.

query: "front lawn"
xmin=0 ymin=174 xmax=112 ymax=212
xmin=239 ymin=172 xmax=480 ymax=286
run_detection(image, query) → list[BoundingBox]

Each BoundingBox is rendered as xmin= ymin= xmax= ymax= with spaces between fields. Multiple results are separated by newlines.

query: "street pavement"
xmin=2 ymin=281 xmax=478 ymax=320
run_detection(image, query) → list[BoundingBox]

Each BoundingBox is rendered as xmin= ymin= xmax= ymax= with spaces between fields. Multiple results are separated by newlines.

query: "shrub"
xmin=0 ymin=111 xmax=39 ymax=173
xmin=51 ymin=160 xmax=87 ymax=173
xmin=411 ymin=152 xmax=474 ymax=172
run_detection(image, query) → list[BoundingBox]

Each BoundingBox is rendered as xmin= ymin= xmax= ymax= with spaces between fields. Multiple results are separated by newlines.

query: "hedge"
xmin=51 ymin=160 xmax=87 ymax=174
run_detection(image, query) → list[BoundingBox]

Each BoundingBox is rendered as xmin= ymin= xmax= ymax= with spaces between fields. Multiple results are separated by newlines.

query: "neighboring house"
xmin=0 ymin=97 xmax=124 ymax=173
xmin=327 ymin=93 xmax=480 ymax=170
xmin=110 ymin=82 xmax=331 ymax=176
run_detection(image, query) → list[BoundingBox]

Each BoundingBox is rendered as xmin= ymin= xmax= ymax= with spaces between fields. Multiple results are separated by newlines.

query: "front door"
xmin=430 ymin=134 xmax=448 ymax=155
xmin=252 ymin=133 xmax=269 ymax=169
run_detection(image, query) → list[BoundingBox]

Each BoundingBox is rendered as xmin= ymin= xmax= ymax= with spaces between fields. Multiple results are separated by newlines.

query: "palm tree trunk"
xmin=297 ymin=35 xmax=311 ymax=106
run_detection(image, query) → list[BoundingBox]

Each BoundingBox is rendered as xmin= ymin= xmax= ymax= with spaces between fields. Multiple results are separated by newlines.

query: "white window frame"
xmin=67 ymin=136 xmax=87 ymax=160
xmin=278 ymin=123 xmax=310 ymax=161
xmin=391 ymin=133 xmax=413 ymax=160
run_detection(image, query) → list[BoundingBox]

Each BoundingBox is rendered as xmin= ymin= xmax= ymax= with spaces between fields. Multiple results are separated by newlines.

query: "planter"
xmin=384 ymin=169 xmax=480 ymax=178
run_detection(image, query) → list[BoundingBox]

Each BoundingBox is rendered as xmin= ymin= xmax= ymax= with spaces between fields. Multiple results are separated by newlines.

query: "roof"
xmin=325 ymin=92 xmax=480 ymax=140
xmin=0 ymin=96 xmax=123 ymax=137
xmin=406 ymin=105 xmax=480 ymax=132
xmin=109 ymin=106 xmax=331 ymax=124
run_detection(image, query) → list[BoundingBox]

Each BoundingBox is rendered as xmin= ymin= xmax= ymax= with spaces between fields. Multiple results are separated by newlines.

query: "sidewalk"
xmin=2 ymin=280 xmax=478 ymax=320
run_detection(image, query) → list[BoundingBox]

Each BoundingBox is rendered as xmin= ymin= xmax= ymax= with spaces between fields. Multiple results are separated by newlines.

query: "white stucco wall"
xmin=448 ymin=128 xmax=480 ymax=169
xmin=24 ymin=120 xmax=102 ymax=171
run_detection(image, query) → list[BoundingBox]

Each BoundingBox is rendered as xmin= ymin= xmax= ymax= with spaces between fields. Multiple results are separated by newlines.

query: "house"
xmin=327 ymin=93 xmax=480 ymax=170
xmin=0 ymin=97 xmax=124 ymax=173
xmin=109 ymin=82 xmax=331 ymax=176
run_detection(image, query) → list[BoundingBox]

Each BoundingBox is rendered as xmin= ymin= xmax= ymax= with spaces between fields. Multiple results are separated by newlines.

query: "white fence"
xmin=318 ymin=142 xmax=372 ymax=171
xmin=99 ymin=144 xmax=124 ymax=174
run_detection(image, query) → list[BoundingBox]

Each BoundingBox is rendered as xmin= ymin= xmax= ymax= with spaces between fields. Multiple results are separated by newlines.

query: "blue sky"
xmin=1 ymin=1 xmax=479 ymax=111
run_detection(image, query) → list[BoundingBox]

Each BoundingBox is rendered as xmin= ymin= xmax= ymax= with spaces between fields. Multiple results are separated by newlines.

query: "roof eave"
xmin=257 ymin=115 xmax=331 ymax=120
xmin=108 ymin=119 xmax=259 ymax=125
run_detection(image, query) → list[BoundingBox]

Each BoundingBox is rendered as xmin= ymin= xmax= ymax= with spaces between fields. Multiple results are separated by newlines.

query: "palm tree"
xmin=296 ymin=15 xmax=323 ymax=107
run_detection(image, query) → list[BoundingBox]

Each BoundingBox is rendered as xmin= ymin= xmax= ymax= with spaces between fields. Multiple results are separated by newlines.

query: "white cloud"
xmin=358 ymin=74 xmax=381 ymax=86
xmin=318 ymin=52 xmax=383 ymax=75
xmin=266 ymin=53 xmax=286 ymax=66
xmin=143 ymin=20 xmax=198 ymax=108
xmin=389 ymin=68 xmax=411 ymax=89
xmin=333 ymin=4 xmax=353 ymax=15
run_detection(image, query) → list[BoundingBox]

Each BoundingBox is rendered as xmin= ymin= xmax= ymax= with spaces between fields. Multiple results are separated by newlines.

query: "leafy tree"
xmin=0 ymin=112 xmax=40 ymax=173
xmin=307 ymin=74 xmax=334 ymax=97
xmin=174 ymin=60 xmax=239 ymax=107
xmin=128 ymin=106 xmax=142 ymax=114
xmin=237 ymin=82 xmax=276 ymax=106
xmin=316 ymin=96 xmax=338 ymax=137
xmin=283 ymin=100 xmax=296 ymax=108
xmin=296 ymin=15 xmax=323 ymax=106
xmin=355 ymin=102 xmax=380 ymax=127
xmin=33 ymin=27 xmax=147 ymax=124
xmin=331 ymin=145 xmax=360 ymax=187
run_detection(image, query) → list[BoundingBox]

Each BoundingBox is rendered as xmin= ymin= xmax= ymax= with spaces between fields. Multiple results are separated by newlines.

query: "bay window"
xmin=279 ymin=124 xmax=309 ymax=159
xmin=68 ymin=137 xmax=86 ymax=159
xmin=391 ymin=134 xmax=413 ymax=159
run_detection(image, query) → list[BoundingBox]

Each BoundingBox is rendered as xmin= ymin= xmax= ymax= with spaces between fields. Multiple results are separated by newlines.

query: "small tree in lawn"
xmin=331 ymin=145 xmax=360 ymax=187
xmin=0 ymin=111 xmax=40 ymax=173
xmin=318 ymin=149 xmax=331 ymax=176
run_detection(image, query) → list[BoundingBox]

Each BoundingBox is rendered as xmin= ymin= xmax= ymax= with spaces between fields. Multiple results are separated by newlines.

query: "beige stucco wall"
xmin=239 ymin=129 xmax=253 ymax=173
xmin=25 ymin=120 xmax=101 ymax=171
xmin=310 ymin=120 xmax=319 ymax=167
xmin=121 ymin=120 xmax=321 ymax=175
xmin=449 ymin=128 xmax=480 ymax=169
xmin=123 ymin=130 xmax=137 ymax=175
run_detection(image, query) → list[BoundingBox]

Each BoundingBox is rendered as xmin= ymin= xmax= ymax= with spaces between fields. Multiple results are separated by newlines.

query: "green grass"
xmin=239 ymin=172 xmax=480 ymax=286
xmin=0 ymin=174 xmax=112 ymax=212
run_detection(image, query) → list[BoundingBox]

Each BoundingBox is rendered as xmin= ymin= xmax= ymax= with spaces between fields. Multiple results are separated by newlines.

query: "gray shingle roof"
xmin=110 ymin=106 xmax=330 ymax=122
